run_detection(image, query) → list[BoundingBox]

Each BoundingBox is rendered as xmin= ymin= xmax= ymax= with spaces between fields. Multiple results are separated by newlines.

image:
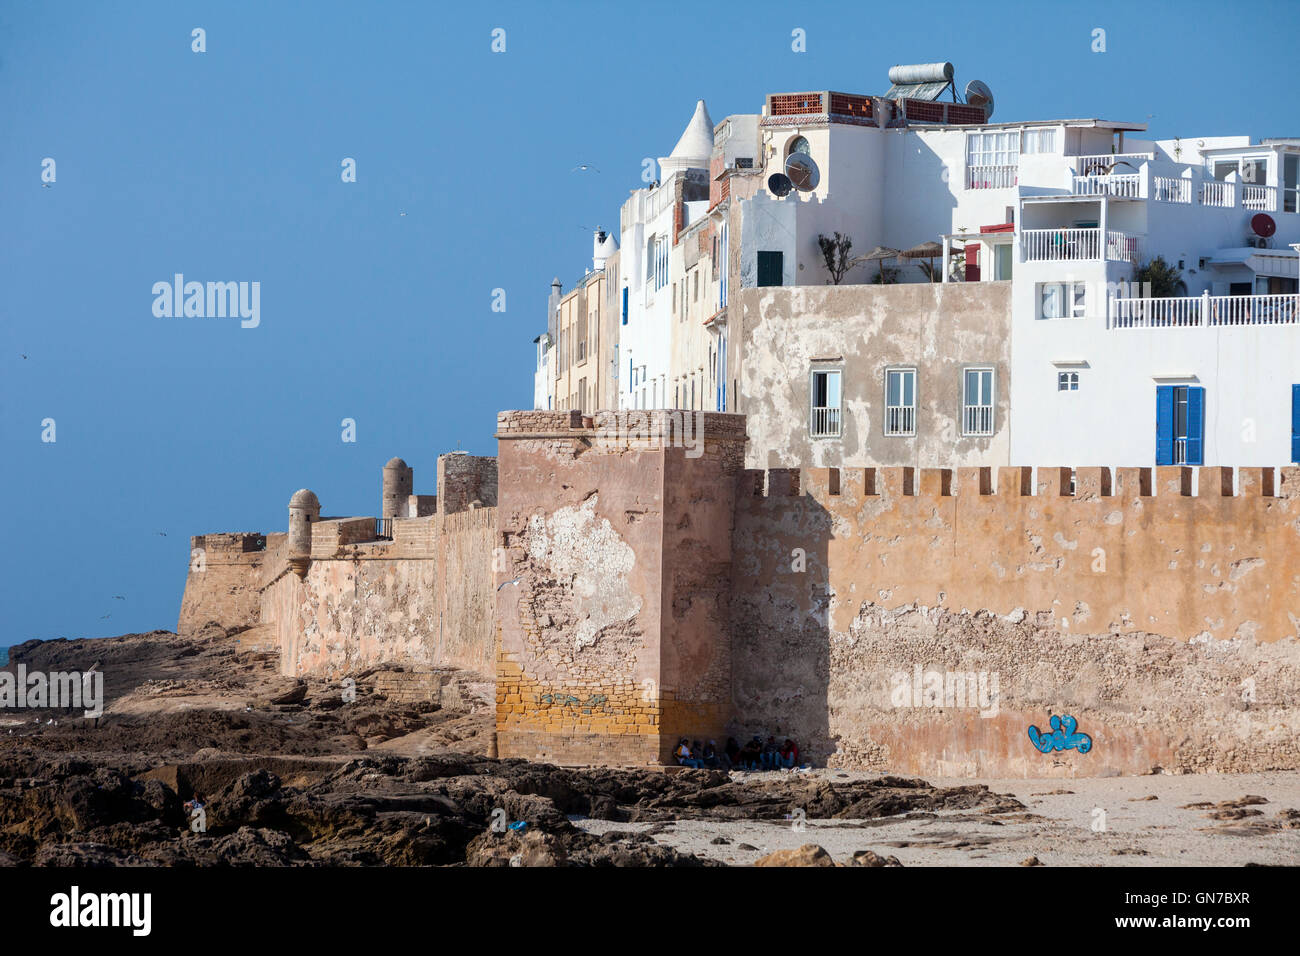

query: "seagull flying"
xmin=571 ymin=164 xmax=600 ymax=173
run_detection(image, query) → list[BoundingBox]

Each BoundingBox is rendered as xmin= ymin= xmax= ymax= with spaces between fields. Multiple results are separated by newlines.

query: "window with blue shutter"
xmin=622 ymin=287 xmax=628 ymax=325
xmin=1184 ymin=387 xmax=1204 ymax=465
xmin=1155 ymin=386 xmax=1174 ymax=464
xmin=1292 ymin=384 xmax=1300 ymax=463
xmin=1156 ymin=385 xmax=1204 ymax=465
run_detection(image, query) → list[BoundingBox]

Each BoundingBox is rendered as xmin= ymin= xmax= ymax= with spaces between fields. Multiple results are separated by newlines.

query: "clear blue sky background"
xmin=2 ymin=0 xmax=1297 ymax=645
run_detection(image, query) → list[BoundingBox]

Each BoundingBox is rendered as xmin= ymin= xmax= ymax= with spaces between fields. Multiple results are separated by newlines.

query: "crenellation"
xmin=1198 ymin=465 xmax=1235 ymax=497
xmin=1074 ymin=466 xmax=1111 ymax=499
xmin=180 ymin=414 xmax=1300 ymax=775
xmin=1156 ymin=465 xmax=1193 ymax=496
xmin=918 ymin=468 xmax=952 ymax=498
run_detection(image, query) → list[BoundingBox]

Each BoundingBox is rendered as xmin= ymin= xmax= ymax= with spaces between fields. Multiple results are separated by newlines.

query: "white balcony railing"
xmin=811 ymin=406 xmax=841 ymax=438
xmin=1070 ymin=152 xmax=1154 ymax=176
xmin=1111 ymin=293 xmax=1300 ymax=329
xmin=1021 ymin=228 xmax=1139 ymax=263
xmin=1072 ymin=173 xmax=1140 ymax=197
xmin=1105 ymin=230 xmax=1140 ymax=264
xmin=1023 ymin=228 xmax=1100 ymax=261
xmin=966 ymin=164 xmax=1017 ymax=190
xmin=1200 ymin=180 xmax=1234 ymax=207
xmin=1242 ymin=183 xmax=1278 ymax=211
xmin=963 ymin=404 xmax=994 ymax=436
xmin=885 ymin=405 xmax=915 ymax=436
xmin=1152 ymin=176 xmax=1192 ymax=204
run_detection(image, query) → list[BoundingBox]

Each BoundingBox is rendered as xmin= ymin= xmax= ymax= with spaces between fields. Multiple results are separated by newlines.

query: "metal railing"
xmin=811 ymin=406 xmax=841 ymax=438
xmin=963 ymin=404 xmax=994 ymax=436
xmin=1153 ymin=176 xmax=1192 ymax=203
xmin=375 ymin=518 xmax=393 ymax=540
xmin=1110 ymin=293 xmax=1300 ymax=328
xmin=1072 ymin=173 xmax=1140 ymax=197
xmin=885 ymin=405 xmax=915 ymax=436
xmin=966 ymin=164 xmax=1017 ymax=189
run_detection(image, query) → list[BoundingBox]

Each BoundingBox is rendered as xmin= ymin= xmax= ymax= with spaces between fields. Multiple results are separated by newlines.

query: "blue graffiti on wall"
xmin=1028 ymin=714 xmax=1092 ymax=754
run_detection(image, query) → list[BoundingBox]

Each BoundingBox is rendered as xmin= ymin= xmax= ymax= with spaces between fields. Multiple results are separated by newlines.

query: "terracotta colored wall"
xmin=177 ymin=533 xmax=274 ymax=637
xmin=731 ymin=464 xmax=1300 ymax=775
xmin=493 ymin=410 xmax=746 ymax=766
xmin=263 ymin=509 xmax=497 ymax=679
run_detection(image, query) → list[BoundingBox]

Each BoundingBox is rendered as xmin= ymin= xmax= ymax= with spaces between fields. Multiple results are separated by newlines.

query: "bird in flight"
xmin=571 ymin=163 xmax=600 ymax=173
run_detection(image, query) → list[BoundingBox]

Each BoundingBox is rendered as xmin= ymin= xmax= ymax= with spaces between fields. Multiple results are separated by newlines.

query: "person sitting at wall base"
xmin=702 ymin=740 xmax=723 ymax=769
xmin=724 ymin=737 xmax=741 ymax=769
xmin=738 ymin=736 xmax=763 ymax=771
xmin=760 ymin=735 xmax=779 ymax=770
xmin=779 ymin=738 xmax=800 ymax=770
xmin=675 ymin=738 xmax=703 ymax=769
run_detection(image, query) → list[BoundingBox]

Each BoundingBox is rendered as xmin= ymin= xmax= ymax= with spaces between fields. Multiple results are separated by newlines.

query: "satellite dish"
xmin=1251 ymin=213 xmax=1276 ymax=238
xmin=767 ymin=173 xmax=793 ymax=197
xmin=965 ymin=80 xmax=995 ymax=120
xmin=784 ymin=153 xmax=820 ymax=191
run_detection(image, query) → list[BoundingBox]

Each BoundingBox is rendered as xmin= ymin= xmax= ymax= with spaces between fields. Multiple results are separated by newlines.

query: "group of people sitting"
xmin=674 ymin=735 xmax=803 ymax=772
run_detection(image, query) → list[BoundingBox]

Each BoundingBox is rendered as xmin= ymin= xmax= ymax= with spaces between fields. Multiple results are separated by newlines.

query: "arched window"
xmin=787 ymin=136 xmax=811 ymax=158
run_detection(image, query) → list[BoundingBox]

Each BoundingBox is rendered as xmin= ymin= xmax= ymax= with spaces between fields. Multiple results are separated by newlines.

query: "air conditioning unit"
xmin=1246 ymin=236 xmax=1271 ymax=248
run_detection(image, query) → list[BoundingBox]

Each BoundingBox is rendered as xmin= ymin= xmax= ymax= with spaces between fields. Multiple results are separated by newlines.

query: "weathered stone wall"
xmin=731 ymin=464 xmax=1300 ymax=775
xmin=731 ymin=282 xmax=1013 ymax=470
xmin=438 ymin=454 xmax=498 ymax=515
xmin=263 ymin=507 xmax=497 ymax=679
xmin=493 ymin=409 xmax=746 ymax=766
xmin=177 ymin=533 xmax=274 ymax=637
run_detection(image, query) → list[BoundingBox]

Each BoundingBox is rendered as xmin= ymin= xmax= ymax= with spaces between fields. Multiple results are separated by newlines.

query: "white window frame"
xmin=884 ymin=367 xmax=917 ymax=437
xmin=809 ymin=367 xmax=843 ymax=438
xmin=1021 ymin=127 xmax=1058 ymax=155
xmin=1038 ymin=281 xmax=1088 ymax=319
xmin=1057 ymin=371 xmax=1079 ymax=392
xmin=966 ymin=131 xmax=1019 ymax=168
xmin=962 ymin=366 xmax=995 ymax=436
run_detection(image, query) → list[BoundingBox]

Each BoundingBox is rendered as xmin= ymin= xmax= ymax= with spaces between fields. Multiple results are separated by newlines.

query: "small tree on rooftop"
xmin=818 ymin=232 xmax=858 ymax=285
xmin=1135 ymin=256 xmax=1183 ymax=297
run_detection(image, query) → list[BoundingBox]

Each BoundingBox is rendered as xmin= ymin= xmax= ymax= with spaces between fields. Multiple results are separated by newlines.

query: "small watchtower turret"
xmin=288 ymin=488 xmax=320 ymax=579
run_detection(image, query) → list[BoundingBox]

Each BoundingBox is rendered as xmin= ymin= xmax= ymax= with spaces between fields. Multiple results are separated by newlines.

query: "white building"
xmin=618 ymin=99 xmax=715 ymax=410
xmin=533 ymin=64 xmax=1300 ymax=469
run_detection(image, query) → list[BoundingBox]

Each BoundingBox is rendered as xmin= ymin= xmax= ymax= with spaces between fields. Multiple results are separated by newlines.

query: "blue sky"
xmin=2 ymin=0 xmax=1297 ymax=644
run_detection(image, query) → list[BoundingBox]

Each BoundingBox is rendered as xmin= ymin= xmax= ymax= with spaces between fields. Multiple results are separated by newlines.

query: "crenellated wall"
xmin=730 ymin=462 xmax=1300 ymax=776
xmin=494 ymin=408 xmax=1300 ymax=774
xmin=180 ymin=413 xmax=1300 ymax=776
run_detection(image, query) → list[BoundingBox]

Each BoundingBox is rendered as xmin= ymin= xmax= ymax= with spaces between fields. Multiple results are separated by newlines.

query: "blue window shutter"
xmin=622 ymin=288 xmax=628 ymax=325
xmin=1155 ymin=386 xmax=1174 ymax=465
xmin=1292 ymin=385 xmax=1299 ymax=463
xmin=1185 ymin=387 xmax=1205 ymax=465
